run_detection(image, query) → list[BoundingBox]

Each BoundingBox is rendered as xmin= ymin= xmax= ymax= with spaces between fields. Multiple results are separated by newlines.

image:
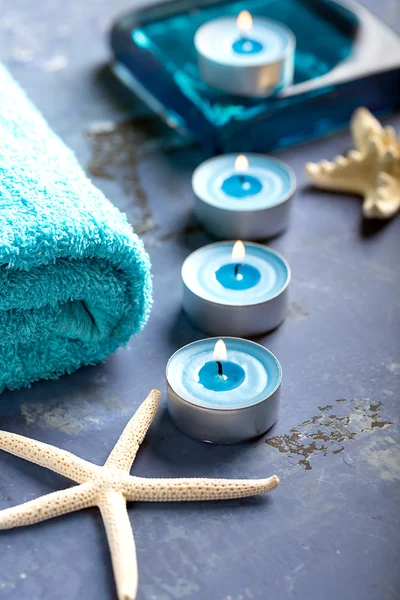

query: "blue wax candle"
xmin=232 ymin=11 xmax=264 ymax=55
xmin=194 ymin=14 xmax=296 ymax=97
xmin=184 ymin=242 xmax=289 ymax=306
xmin=198 ymin=360 xmax=245 ymax=391
xmin=166 ymin=337 xmax=282 ymax=442
xmin=181 ymin=241 xmax=291 ymax=337
xmin=193 ymin=153 xmax=296 ymax=240
xmin=221 ymin=173 xmax=263 ymax=198
xmin=167 ymin=337 xmax=281 ymax=410
xmin=215 ymin=262 xmax=261 ymax=290
xmin=232 ymin=37 xmax=264 ymax=54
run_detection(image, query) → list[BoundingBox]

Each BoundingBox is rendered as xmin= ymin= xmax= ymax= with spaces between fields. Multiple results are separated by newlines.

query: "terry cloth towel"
xmin=0 ymin=65 xmax=152 ymax=392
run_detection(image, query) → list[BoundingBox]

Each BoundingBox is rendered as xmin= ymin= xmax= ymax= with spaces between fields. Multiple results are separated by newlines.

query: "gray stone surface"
xmin=0 ymin=1 xmax=399 ymax=599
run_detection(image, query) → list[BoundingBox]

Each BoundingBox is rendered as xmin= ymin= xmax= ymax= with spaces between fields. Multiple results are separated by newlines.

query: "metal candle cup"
xmin=194 ymin=12 xmax=295 ymax=97
xmin=182 ymin=241 xmax=290 ymax=337
xmin=193 ymin=153 xmax=296 ymax=240
xmin=166 ymin=337 xmax=282 ymax=444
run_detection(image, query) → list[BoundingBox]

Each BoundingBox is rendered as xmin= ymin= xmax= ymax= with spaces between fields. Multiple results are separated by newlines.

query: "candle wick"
xmin=216 ymin=361 xmax=224 ymax=377
xmin=238 ymin=174 xmax=245 ymax=184
xmin=234 ymin=263 xmax=242 ymax=278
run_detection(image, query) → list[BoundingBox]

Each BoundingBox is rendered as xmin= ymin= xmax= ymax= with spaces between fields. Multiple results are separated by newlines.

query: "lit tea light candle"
xmin=199 ymin=338 xmax=245 ymax=391
xmin=232 ymin=11 xmax=263 ymax=55
xmin=194 ymin=11 xmax=296 ymax=97
xmin=215 ymin=240 xmax=261 ymax=290
xmin=182 ymin=241 xmax=290 ymax=337
xmin=166 ymin=337 xmax=282 ymax=443
xmin=221 ymin=155 xmax=263 ymax=198
xmin=193 ymin=153 xmax=296 ymax=240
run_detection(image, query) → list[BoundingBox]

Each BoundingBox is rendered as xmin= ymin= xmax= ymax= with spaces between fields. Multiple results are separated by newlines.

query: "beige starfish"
xmin=0 ymin=389 xmax=279 ymax=600
xmin=306 ymin=107 xmax=400 ymax=219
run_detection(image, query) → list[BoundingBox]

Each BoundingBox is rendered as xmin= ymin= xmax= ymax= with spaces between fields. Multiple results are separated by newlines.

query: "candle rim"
xmin=166 ymin=336 xmax=282 ymax=412
xmin=192 ymin=153 xmax=296 ymax=212
xmin=182 ymin=241 xmax=291 ymax=307
xmin=194 ymin=16 xmax=296 ymax=67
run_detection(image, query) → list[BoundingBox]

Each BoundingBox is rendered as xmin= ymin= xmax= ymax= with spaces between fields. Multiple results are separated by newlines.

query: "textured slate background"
xmin=0 ymin=1 xmax=399 ymax=599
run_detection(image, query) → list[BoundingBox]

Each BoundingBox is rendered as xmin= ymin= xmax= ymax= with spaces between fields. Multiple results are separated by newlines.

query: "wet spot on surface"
xmin=91 ymin=372 xmax=108 ymax=385
xmin=86 ymin=117 xmax=165 ymax=236
xmin=387 ymin=362 xmax=400 ymax=376
xmin=366 ymin=438 xmax=400 ymax=481
xmin=287 ymin=302 xmax=310 ymax=320
xmin=85 ymin=117 xmax=200 ymax=243
xmin=265 ymin=398 xmax=391 ymax=470
xmin=160 ymin=224 xmax=204 ymax=242
xmin=42 ymin=54 xmax=68 ymax=71
xmin=20 ymin=395 xmax=123 ymax=434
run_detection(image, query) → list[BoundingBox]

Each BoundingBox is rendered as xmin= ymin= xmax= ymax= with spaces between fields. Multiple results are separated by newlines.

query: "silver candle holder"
xmin=166 ymin=337 xmax=282 ymax=444
xmin=192 ymin=153 xmax=296 ymax=240
xmin=194 ymin=13 xmax=295 ymax=97
xmin=182 ymin=241 xmax=291 ymax=337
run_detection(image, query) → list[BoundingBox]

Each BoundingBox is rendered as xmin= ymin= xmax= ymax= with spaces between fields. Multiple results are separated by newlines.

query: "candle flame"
xmin=213 ymin=339 xmax=227 ymax=362
xmin=237 ymin=10 xmax=253 ymax=36
xmin=232 ymin=240 xmax=246 ymax=262
xmin=234 ymin=154 xmax=249 ymax=173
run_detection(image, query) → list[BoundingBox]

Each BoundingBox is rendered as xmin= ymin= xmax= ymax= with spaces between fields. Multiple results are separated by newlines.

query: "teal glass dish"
xmin=110 ymin=0 xmax=400 ymax=153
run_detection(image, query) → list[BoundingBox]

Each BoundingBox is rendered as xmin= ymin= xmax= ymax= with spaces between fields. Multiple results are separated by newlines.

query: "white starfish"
xmin=0 ymin=389 xmax=279 ymax=600
xmin=306 ymin=107 xmax=400 ymax=219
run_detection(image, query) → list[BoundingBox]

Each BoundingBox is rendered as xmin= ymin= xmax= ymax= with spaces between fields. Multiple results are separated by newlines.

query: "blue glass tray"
xmin=110 ymin=0 xmax=400 ymax=153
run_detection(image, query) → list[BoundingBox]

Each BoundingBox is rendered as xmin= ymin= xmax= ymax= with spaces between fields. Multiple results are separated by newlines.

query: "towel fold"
xmin=0 ymin=64 xmax=152 ymax=392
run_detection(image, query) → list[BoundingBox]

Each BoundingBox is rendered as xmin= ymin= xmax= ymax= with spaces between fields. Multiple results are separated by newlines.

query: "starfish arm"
xmin=124 ymin=475 xmax=279 ymax=502
xmin=363 ymin=172 xmax=400 ymax=219
xmin=382 ymin=126 xmax=398 ymax=150
xmin=0 ymin=482 xmax=96 ymax=530
xmin=99 ymin=489 xmax=138 ymax=600
xmin=351 ymin=107 xmax=384 ymax=153
xmin=105 ymin=389 xmax=160 ymax=472
xmin=305 ymin=153 xmax=371 ymax=196
xmin=0 ymin=430 xmax=98 ymax=483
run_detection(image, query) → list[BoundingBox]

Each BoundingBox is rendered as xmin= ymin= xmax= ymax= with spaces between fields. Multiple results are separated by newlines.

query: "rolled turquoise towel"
xmin=0 ymin=65 xmax=152 ymax=392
